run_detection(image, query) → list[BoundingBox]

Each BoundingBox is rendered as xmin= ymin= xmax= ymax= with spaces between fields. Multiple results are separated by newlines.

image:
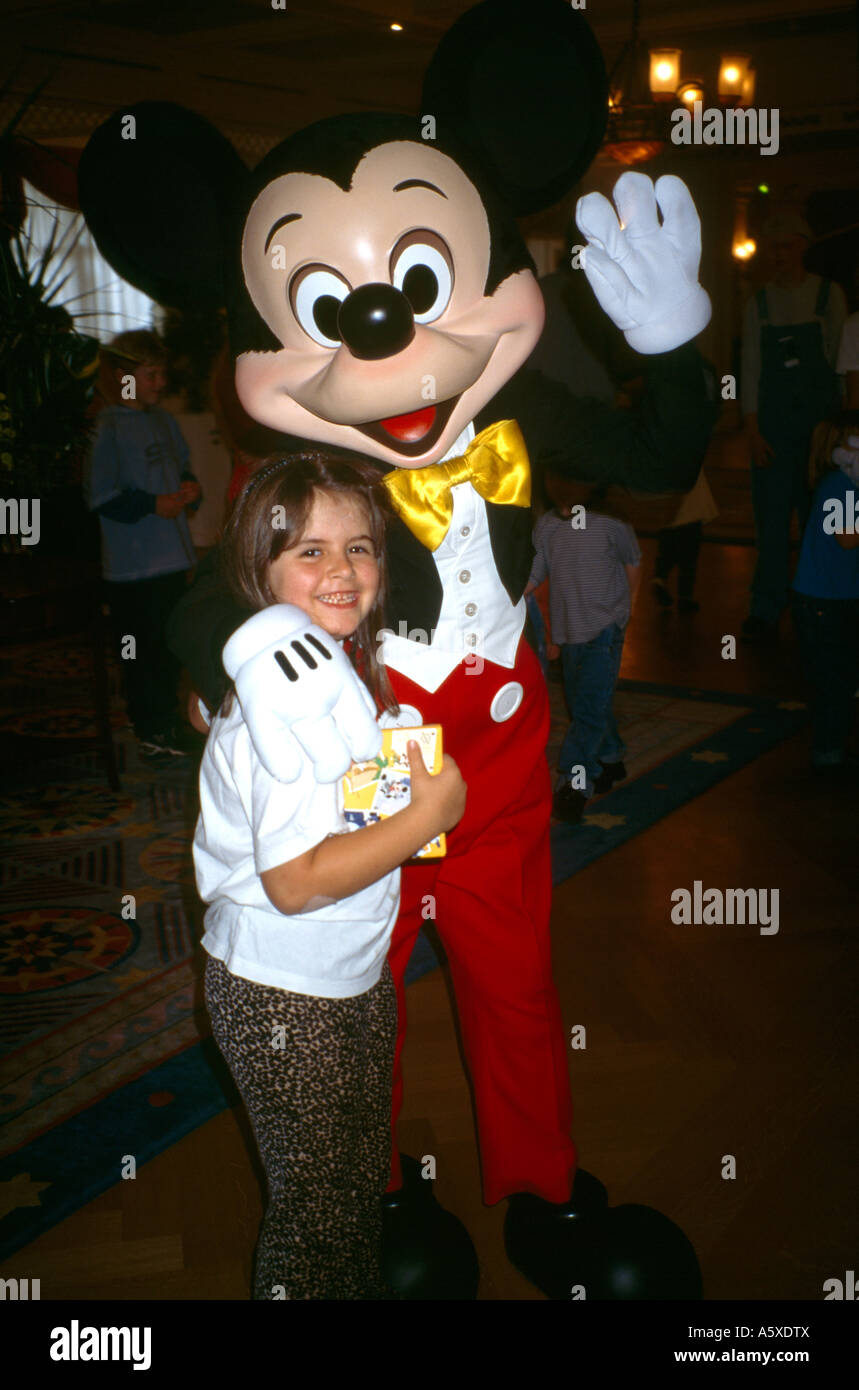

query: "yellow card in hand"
xmin=342 ymin=725 xmax=446 ymax=858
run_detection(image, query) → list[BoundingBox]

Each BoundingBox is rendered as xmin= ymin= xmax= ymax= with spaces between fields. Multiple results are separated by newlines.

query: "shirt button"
xmin=460 ymin=525 xmax=471 ymax=537
xmin=459 ymin=569 xmax=471 ymax=583
xmin=465 ymin=633 xmax=478 ymax=647
xmin=464 ymin=602 xmax=477 ymax=617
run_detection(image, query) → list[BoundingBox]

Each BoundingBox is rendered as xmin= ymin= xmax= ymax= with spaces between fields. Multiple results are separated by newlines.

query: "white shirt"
xmin=194 ymin=698 xmax=400 ymax=997
xmin=837 ymin=311 xmax=859 ymax=373
xmin=379 ymin=422 xmax=527 ymax=693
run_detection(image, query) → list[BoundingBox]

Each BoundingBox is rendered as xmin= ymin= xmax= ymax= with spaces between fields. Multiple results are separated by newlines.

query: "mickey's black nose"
xmin=337 ymin=283 xmax=415 ymax=360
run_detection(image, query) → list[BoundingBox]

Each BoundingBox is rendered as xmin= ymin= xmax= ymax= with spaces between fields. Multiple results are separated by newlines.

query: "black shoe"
xmin=380 ymin=1154 xmax=479 ymax=1300
xmin=677 ymin=597 xmax=700 ymax=614
xmin=552 ymin=784 xmax=589 ymax=823
xmin=504 ymin=1193 xmax=702 ymax=1300
xmin=594 ymin=760 xmax=627 ymax=796
xmin=507 ymin=1168 xmax=608 ymax=1221
xmin=741 ymin=616 xmax=778 ymax=645
xmin=651 ymin=577 xmax=673 ymax=607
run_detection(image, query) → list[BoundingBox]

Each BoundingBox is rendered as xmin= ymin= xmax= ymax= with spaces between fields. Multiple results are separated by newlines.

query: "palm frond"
xmin=0 ymin=72 xmax=55 ymax=139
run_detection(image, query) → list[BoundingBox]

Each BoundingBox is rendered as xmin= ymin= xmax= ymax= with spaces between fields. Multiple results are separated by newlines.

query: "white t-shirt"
xmin=193 ymin=697 xmax=400 ymax=998
xmin=837 ymin=311 xmax=859 ymax=373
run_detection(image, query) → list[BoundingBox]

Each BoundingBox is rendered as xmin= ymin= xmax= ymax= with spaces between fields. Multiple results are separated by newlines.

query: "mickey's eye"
xmin=289 ymin=264 xmax=351 ymax=348
xmin=390 ymin=231 xmax=453 ymax=324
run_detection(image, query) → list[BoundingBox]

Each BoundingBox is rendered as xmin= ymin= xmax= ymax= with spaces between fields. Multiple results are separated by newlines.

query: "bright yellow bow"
xmin=380 ymin=419 xmax=531 ymax=551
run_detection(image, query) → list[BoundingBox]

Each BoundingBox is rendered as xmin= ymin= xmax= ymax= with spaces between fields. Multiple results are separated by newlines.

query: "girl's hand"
xmin=265 ymin=745 xmax=466 ymax=914
xmin=407 ymin=742 xmax=466 ymax=836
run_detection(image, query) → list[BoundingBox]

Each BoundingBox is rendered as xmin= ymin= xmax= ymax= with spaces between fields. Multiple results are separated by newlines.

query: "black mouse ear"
xmin=77 ymin=101 xmax=247 ymax=312
xmin=422 ymin=0 xmax=608 ymax=217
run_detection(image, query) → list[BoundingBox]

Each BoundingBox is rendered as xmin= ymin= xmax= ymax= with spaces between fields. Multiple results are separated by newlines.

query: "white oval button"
xmin=378 ymin=703 xmax=423 ymax=729
xmin=490 ymin=682 xmax=524 ymax=723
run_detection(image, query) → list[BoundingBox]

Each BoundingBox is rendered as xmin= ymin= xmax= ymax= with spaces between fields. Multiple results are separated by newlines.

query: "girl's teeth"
xmin=318 ymin=594 xmax=356 ymax=605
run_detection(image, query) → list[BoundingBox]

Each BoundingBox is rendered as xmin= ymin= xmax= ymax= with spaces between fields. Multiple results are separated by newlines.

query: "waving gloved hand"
xmin=576 ymin=171 xmax=711 ymax=354
xmin=223 ymin=605 xmax=382 ymax=784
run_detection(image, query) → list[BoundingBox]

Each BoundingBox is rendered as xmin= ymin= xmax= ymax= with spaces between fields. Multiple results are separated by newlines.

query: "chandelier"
xmin=603 ymin=0 xmax=756 ymax=166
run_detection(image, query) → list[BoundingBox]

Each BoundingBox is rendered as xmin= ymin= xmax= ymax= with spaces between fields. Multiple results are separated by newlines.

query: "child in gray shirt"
xmin=527 ymin=498 xmax=640 ymax=823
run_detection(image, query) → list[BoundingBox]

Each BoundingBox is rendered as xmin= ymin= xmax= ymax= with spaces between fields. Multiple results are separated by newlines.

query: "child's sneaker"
xmin=594 ymin=760 xmax=627 ymax=795
xmin=138 ymin=723 xmax=199 ymax=759
xmin=139 ymin=732 xmax=186 ymax=759
xmin=552 ymin=785 xmax=589 ymax=824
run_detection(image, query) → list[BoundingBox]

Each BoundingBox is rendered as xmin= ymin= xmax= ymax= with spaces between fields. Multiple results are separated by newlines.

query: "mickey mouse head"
xmin=78 ymin=0 xmax=608 ymax=470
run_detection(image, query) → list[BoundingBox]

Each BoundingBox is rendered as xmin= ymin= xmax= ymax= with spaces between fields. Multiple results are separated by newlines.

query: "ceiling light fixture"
xmin=604 ymin=2 xmax=757 ymax=166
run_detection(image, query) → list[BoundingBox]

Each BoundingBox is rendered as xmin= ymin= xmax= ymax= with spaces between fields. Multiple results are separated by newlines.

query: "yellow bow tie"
xmin=381 ymin=419 xmax=531 ymax=551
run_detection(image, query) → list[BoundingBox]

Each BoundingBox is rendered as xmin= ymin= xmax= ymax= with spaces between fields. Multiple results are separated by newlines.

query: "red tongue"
xmin=379 ymin=405 xmax=436 ymax=442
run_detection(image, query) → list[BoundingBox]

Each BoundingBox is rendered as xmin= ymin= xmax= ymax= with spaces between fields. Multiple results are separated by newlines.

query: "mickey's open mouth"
xmin=357 ymin=395 xmax=459 ymax=457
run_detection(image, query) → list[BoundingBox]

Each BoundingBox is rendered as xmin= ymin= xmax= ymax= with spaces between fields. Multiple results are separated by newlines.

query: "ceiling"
xmin=1 ymin=0 xmax=856 ymax=157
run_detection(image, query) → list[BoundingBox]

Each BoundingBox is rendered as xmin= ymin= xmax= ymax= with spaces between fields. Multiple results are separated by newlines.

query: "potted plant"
xmin=0 ymin=103 xmax=100 ymax=560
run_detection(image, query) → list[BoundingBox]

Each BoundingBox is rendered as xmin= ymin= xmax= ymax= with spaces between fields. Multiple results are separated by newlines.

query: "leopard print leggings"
xmin=204 ymin=952 xmax=398 ymax=1300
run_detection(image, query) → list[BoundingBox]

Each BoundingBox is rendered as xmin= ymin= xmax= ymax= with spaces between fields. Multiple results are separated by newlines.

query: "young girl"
xmin=791 ymin=411 xmax=859 ymax=773
xmin=193 ymin=453 xmax=466 ymax=1299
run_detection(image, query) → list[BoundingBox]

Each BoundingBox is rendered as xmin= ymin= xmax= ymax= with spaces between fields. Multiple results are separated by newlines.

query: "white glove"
xmin=223 ymin=605 xmax=382 ymax=783
xmin=575 ymin=171 xmax=711 ymax=354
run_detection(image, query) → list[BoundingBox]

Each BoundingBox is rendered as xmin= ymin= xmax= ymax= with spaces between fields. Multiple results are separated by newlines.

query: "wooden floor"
xmin=6 ymin=534 xmax=858 ymax=1301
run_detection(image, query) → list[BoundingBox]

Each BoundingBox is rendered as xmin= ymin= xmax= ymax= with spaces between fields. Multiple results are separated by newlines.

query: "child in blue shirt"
xmin=791 ymin=412 xmax=859 ymax=772
xmin=85 ymin=330 xmax=200 ymax=757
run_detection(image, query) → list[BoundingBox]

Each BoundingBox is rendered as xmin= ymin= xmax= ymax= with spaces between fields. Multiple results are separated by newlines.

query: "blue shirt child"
xmin=793 ymin=469 xmax=859 ymax=601
xmin=86 ymin=405 xmax=196 ymax=583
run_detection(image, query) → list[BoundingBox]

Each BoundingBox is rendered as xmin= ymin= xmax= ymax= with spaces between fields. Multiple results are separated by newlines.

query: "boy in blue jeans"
xmin=86 ymin=330 xmax=200 ymax=758
xmin=527 ymin=485 xmax=640 ymax=823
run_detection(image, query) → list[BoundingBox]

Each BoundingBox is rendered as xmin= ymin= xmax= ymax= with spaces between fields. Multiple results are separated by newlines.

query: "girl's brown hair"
xmin=221 ymin=452 xmax=398 ymax=715
xmin=809 ymin=411 xmax=859 ymax=492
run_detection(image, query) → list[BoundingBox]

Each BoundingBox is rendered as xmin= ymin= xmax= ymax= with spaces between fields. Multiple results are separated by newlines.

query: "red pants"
xmin=386 ymin=639 xmax=577 ymax=1205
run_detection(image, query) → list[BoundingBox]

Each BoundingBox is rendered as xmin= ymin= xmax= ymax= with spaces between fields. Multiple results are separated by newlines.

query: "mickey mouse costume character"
xmin=79 ymin=0 xmax=717 ymax=1299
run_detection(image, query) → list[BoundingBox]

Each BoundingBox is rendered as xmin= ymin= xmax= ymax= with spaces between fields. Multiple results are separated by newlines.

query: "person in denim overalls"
xmin=741 ymin=217 xmax=845 ymax=640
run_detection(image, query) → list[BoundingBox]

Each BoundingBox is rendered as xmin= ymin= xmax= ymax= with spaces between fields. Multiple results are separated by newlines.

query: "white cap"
xmin=761 ymin=213 xmax=813 ymax=243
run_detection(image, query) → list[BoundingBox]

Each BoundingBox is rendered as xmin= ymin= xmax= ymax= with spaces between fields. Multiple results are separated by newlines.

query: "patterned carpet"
xmin=0 ymin=635 xmax=809 ymax=1257
xmin=0 ymin=640 xmax=206 ymax=1170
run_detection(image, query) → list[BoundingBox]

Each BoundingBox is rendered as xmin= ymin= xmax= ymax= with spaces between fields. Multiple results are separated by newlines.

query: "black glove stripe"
xmin=290 ymin=639 xmax=317 ymax=670
xmin=304 ymin=634 xmax=332 ymax=660
xmin=273 ymin=650 xmax=298 ymax=682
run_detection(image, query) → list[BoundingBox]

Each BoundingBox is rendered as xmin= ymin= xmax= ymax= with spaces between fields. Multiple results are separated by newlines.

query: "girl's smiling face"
xmin=267 ymin=488 xmax=380 ymax=640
